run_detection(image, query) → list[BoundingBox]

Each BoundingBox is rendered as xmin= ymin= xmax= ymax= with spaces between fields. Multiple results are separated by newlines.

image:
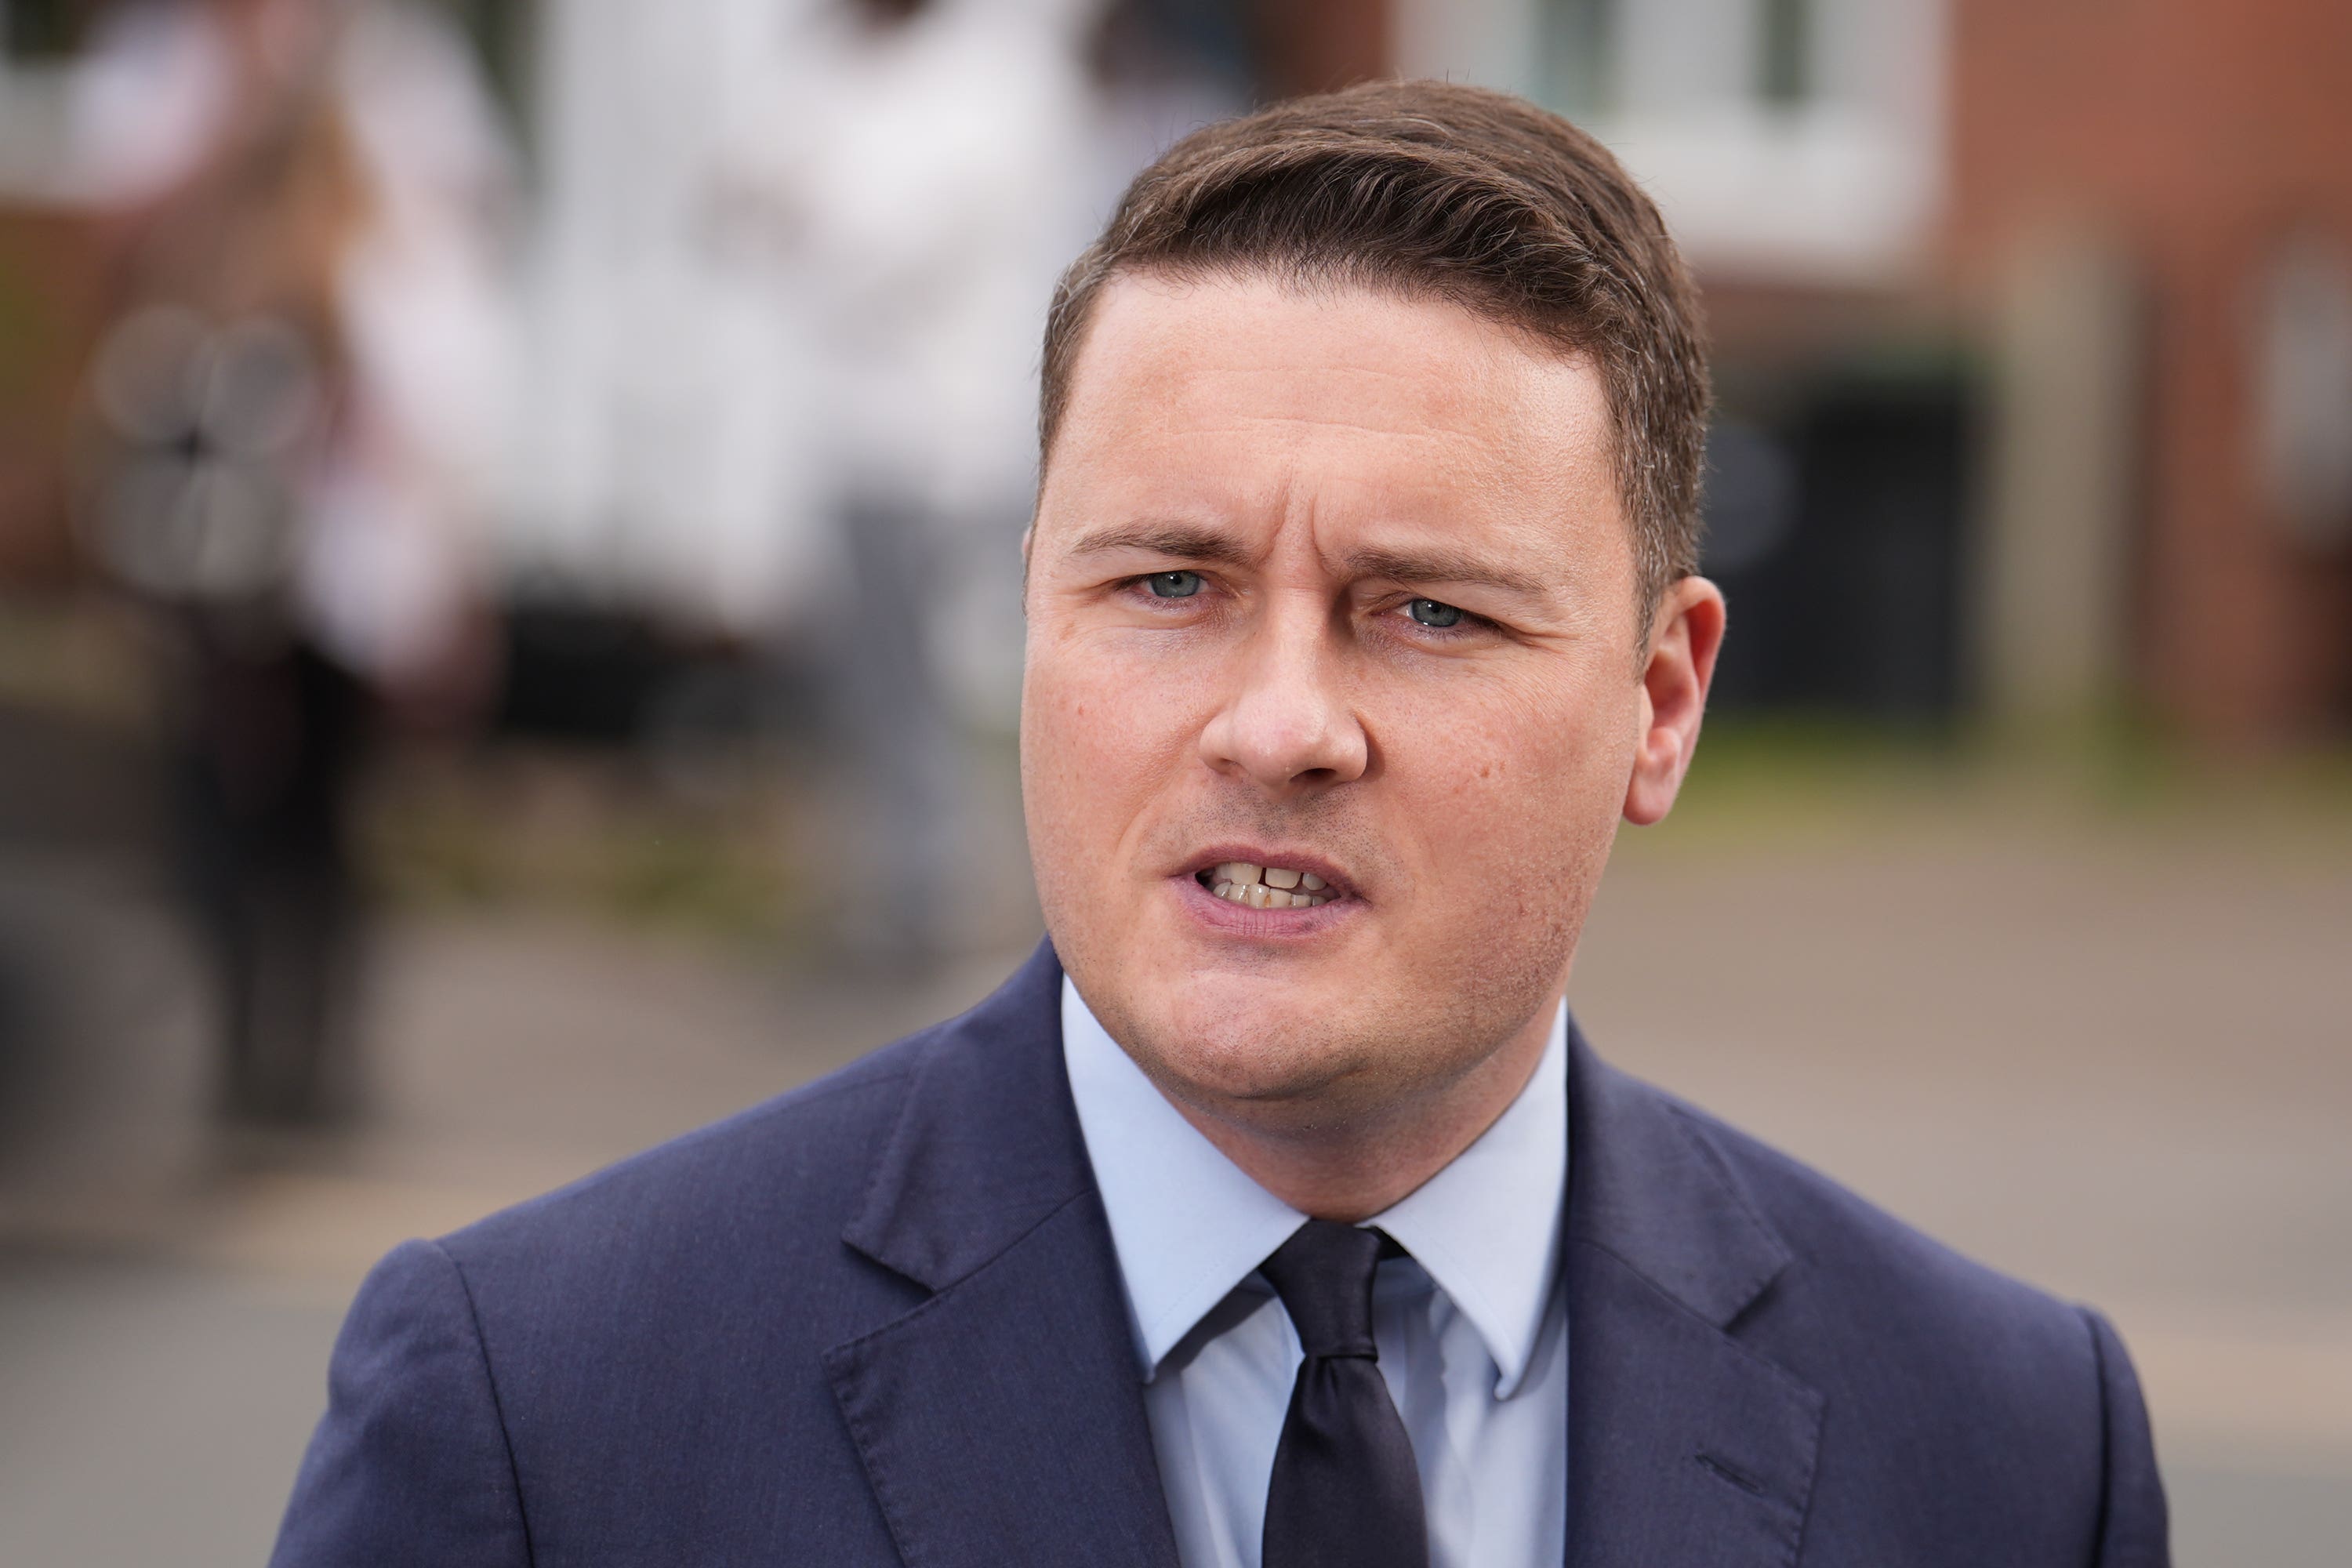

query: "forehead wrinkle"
xmin=1146 ymin=347 xmax=1530 ymax=446
xmin=1221 ymin=411 xmax=1495 ymax=453
xmin=1062 ymin=285 xmax=1588 ymax=470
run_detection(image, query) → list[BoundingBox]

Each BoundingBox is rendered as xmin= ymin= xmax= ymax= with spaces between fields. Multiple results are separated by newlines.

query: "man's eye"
xmin=1145 ymin=571 xmax=1203 ymax=599
xmin=1407 ymin=598 xmax=1465 ymax=628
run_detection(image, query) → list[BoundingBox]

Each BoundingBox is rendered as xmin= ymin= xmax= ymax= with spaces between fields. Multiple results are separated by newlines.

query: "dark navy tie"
xmin=1258 ymin=1221 xmax=1429 ymax=1568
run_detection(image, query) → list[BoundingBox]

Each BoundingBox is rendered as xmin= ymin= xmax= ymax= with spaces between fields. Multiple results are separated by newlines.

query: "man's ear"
xmin=1624 ymin=575 xmax=1726 ymax=826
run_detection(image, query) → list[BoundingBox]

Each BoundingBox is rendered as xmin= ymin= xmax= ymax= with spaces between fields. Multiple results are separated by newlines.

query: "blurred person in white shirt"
xmin=67 ymin=0 xmax=518 ymax=1117
xmin=718 ymin=0 xmax=1104 ymax=963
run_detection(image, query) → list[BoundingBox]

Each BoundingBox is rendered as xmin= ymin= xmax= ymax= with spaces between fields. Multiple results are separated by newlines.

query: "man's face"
xmin=1023 ymin=273 xmax=1686 ymax=1127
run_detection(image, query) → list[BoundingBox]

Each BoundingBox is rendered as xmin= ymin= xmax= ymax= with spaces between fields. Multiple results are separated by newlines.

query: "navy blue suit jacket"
xmin=272 ymin=942 xmax=2169 ymax=1566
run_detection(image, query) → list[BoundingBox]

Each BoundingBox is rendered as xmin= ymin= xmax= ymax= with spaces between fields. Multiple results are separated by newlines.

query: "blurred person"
xmin=542 ymin=0 xmax=1226 ymax=959
xmin=70 ymin=0 xmax=515 ymax=1122
xmin=714 ymin=0 xmax=1104 ymax=964
xmin=515 ymin=0 xmax=833 ymax=637
xmin=270 ymin=82 xmax=2168 ymax=1566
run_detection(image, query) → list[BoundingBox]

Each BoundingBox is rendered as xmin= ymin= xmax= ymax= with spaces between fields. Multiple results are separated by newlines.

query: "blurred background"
xmin=0 ymin=0 xmax=2345 ymax=1562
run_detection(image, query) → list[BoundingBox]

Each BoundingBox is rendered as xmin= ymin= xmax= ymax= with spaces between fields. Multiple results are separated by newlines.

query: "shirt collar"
xmin=1062 ymin=977 xmax=1568 ymax=1399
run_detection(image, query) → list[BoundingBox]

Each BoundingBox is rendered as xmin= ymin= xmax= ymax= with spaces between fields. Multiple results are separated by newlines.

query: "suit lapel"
xmin=1563 ymin=1026 xmax=1824 ymax=1567
xmin=826 ymin=944 xmax=1181 ymax=1568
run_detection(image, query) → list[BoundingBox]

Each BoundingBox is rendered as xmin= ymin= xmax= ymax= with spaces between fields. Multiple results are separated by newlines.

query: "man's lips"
xmin=1177 ymin=846 xmax=1360 ymax=904
xmin=1170 ymin=867 xmax=1360 ymax=938
xmin=1171 ymin=846 xmax=1363 ymax=935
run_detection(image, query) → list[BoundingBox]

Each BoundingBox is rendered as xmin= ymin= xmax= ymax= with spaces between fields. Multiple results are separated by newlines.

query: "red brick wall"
xmin=1946 ymin=0 xmax=2352 ymax=741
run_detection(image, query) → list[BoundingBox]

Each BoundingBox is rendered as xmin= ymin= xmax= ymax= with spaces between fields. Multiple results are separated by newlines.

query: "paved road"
xmin=2 ymin=787 xmax=2347 ymax=1566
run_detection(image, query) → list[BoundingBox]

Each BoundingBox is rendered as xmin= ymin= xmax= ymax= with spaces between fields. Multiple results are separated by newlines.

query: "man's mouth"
xmin=1194 ymin=860 xmax=1338 ymax=909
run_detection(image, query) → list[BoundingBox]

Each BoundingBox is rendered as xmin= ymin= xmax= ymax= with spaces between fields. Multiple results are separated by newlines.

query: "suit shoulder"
xmin=1616 ymin=1078 xmax=2150 ymax=1549
xmin=1656 ymin=1082 xmax=2098 ymax=1358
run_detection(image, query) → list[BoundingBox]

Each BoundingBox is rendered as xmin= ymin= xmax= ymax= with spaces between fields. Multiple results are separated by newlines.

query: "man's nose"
xmin=1197 ymin=601 xmax=1370 ymax=793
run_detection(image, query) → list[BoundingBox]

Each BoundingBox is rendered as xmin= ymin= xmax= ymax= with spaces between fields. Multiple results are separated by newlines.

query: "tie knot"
xmin=1258 ymin=1220 xmax=1388 ymax=1359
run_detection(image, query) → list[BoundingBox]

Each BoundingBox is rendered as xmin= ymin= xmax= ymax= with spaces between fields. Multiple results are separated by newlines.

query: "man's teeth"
xmin=1209 ymin=862 xmax=1334 ymax=909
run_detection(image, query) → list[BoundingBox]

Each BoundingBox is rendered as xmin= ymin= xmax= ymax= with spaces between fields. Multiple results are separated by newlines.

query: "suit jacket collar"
xmin=840 ymin=942 xmax=1091 ymax=1293
xmin=1562 ymin=1014 xmax=1824 ymax=1566
xmin=831 ymin=942 xmax=1822 ymax=1567
xmin=844 ymin=947 xmax=1791 ymax=1320
xmin=829 ymin=942 xmax=1183 ymax=1568
xmin=1563 ymin=1020 xmax=1791 ymax=1326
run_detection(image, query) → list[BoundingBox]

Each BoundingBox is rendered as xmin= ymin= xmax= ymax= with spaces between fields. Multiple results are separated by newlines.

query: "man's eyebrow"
xmin=1065 ymin=521 xmax=1256 ymax=568
xmin=1062 ymin=524 xmax=1554 ymax=598
xmin=1342 ymin=546 xmax=1552 ymax=599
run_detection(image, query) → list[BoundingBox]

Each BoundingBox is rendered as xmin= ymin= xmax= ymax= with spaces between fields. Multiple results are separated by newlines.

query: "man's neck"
xmin=1148 ymin=994 xmax=1563 ymax=1222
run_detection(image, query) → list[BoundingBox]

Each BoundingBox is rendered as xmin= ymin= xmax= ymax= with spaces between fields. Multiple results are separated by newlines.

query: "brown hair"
xmin=1039 ymin=79 xmax=1710 ymax=633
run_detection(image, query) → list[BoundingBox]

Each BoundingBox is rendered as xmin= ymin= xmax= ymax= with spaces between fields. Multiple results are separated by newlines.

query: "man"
xmin=271 ymin=82 xmax=2169 ymax=1566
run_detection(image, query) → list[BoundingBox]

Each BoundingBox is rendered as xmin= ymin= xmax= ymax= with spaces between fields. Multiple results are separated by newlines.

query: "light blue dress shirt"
xmin=1062 ymin=978 xmax=1570 ymax=1568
